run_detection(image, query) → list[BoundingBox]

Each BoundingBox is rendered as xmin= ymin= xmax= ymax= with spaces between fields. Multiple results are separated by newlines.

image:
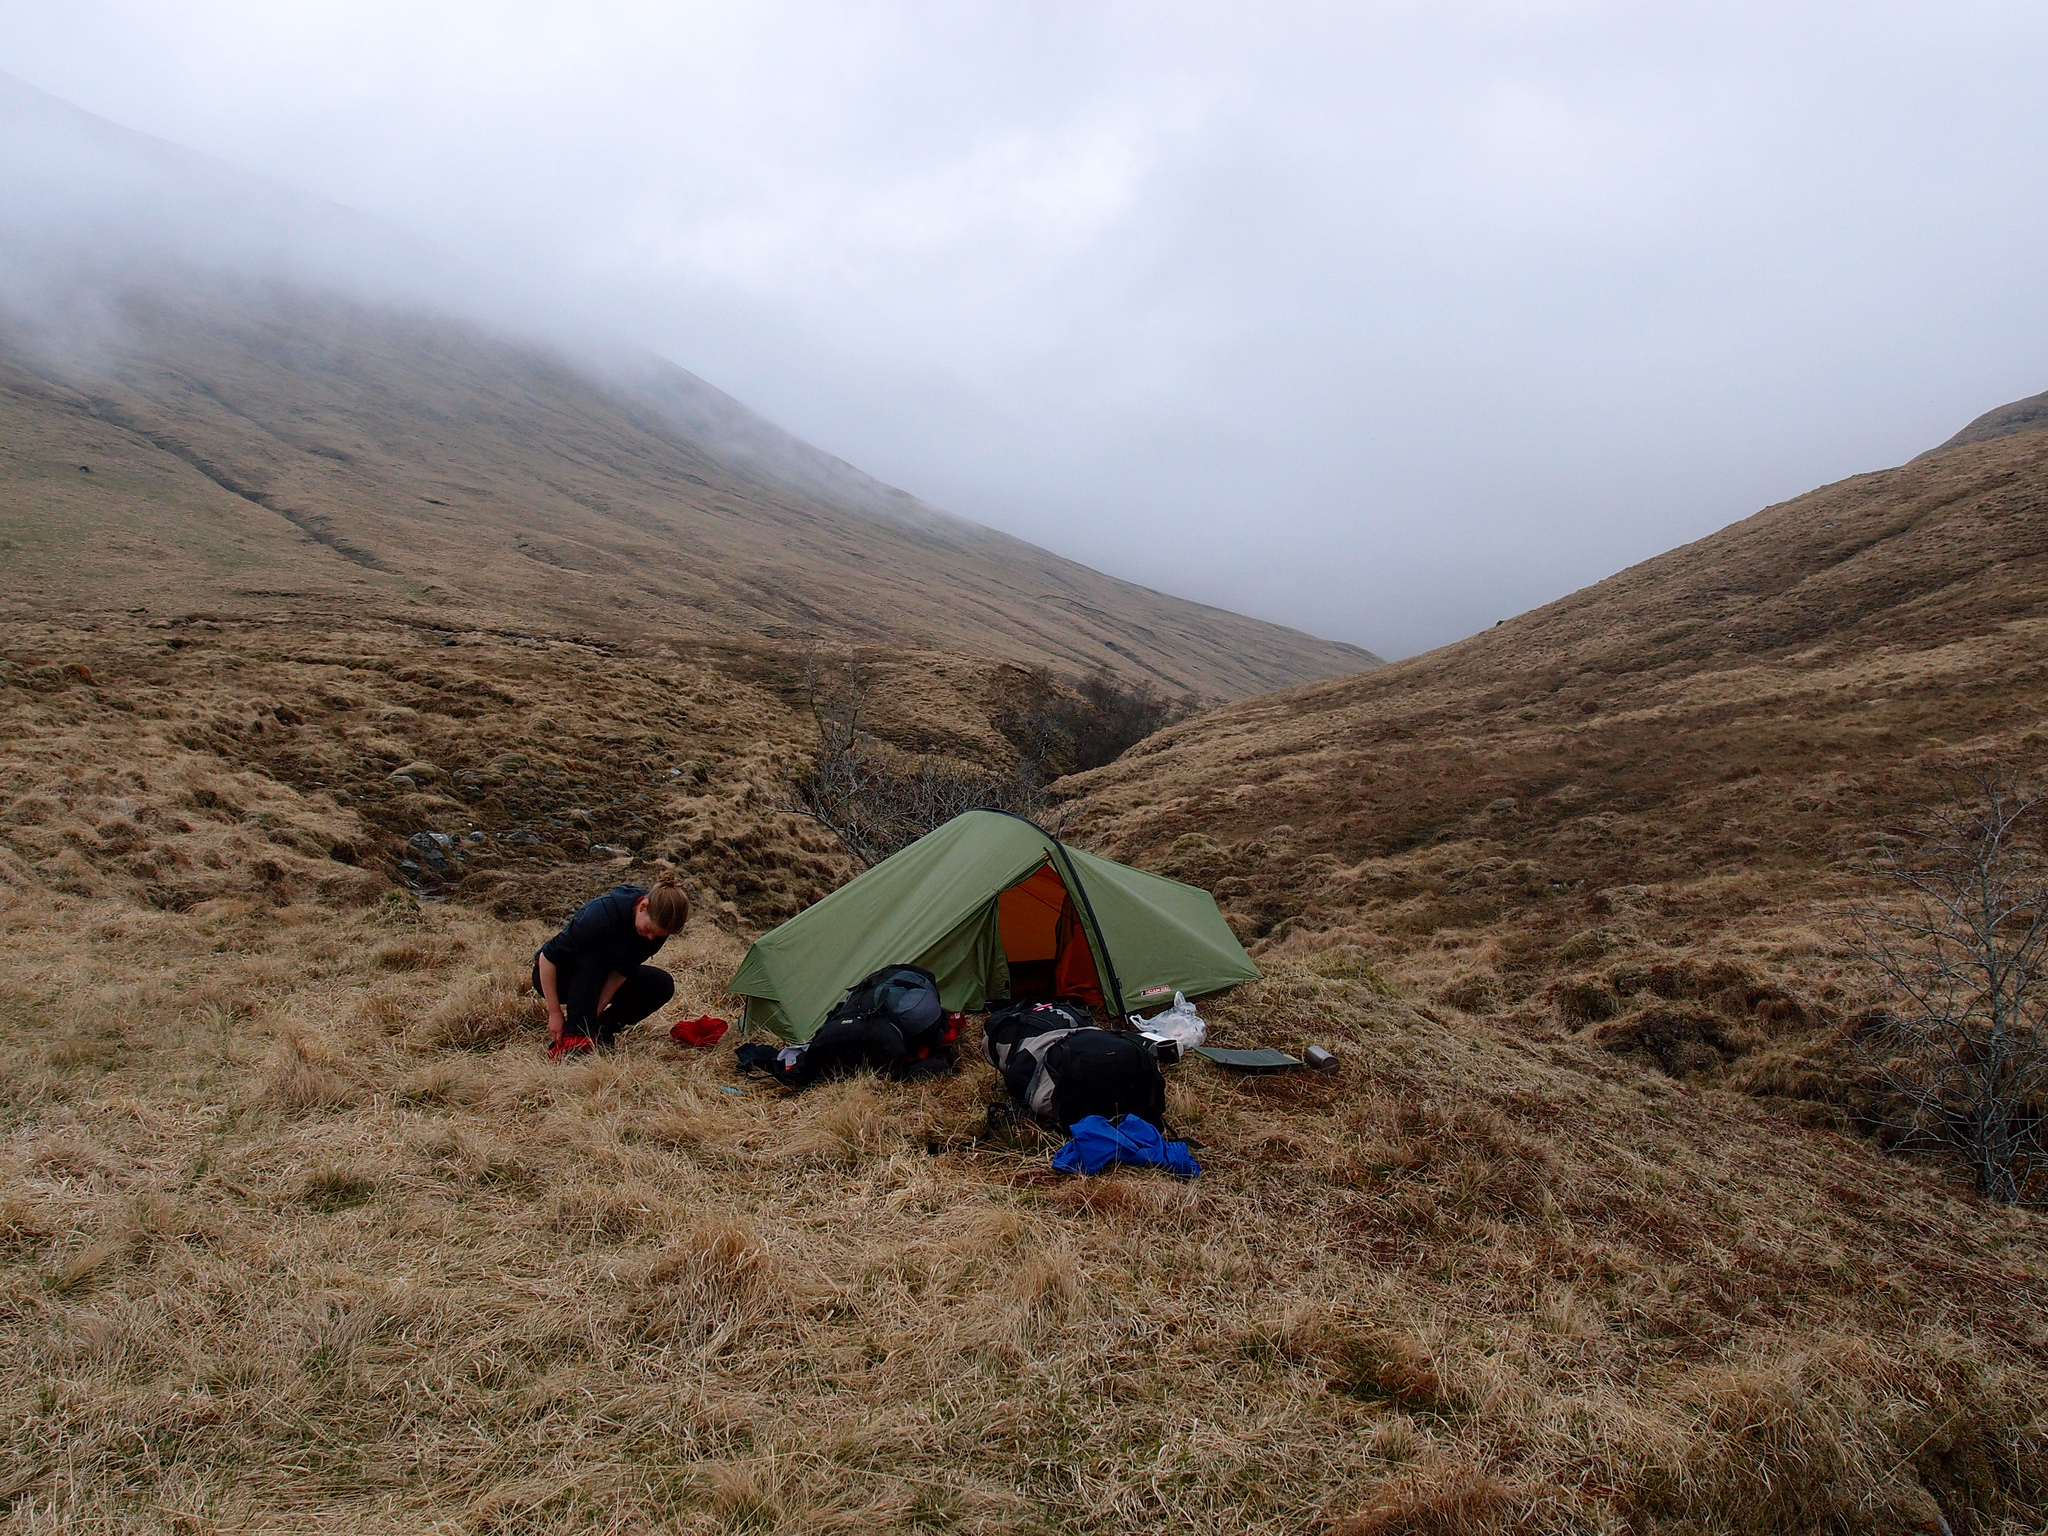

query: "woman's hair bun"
xmin=646 ymin=872 xmax=690 ymax=933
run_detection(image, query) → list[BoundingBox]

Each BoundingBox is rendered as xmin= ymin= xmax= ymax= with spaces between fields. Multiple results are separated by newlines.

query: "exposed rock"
xmin=406 ymin=830 xmax=455 ymax=868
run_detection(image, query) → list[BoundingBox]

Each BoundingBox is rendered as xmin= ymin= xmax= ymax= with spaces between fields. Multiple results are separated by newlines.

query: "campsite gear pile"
xmin=1052 ymin=1115 xmax=1200 ymax=1179
xmin=709 ymin=811 xmax=1274 ymax=1175
xmin=736 ymin=966 xmax=957 ymax=1086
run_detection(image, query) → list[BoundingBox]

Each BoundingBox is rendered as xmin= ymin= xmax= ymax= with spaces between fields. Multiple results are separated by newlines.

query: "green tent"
xmin=728 ymin=810 xmax=1259 ymax=1040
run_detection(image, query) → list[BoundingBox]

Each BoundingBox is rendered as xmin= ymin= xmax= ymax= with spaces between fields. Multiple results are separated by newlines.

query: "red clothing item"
xmin=670 ymin=1014 xmax=730 ymax=1048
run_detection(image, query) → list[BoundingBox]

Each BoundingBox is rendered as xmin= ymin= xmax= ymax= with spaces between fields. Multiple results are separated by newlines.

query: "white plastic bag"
xmin=1136 ymin=991 xmax=1206 ymax=1053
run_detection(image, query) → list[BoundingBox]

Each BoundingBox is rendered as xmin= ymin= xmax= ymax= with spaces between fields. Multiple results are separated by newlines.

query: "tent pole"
xmin=987 ymin=809 xmax=1128 ymax=1020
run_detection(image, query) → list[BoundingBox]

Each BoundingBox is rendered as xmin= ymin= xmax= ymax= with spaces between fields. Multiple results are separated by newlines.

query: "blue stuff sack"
xmin=1051 ymin=1114 xmax=1199 ymax=1179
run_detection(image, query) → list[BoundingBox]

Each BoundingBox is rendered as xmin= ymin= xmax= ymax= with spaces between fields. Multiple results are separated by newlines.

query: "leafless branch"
xmin=782 ymin=652 xmax=1055 ymax=868
xmin=1851 ymin=773 xmax=2048 ymax=1205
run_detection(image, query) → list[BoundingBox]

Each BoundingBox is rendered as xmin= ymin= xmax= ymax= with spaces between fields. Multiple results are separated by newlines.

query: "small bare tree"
xmin=784 ymin=653 xmax=1052 ymax=868
xmin=1854 ymin=774 xmax=2048 ymax=1205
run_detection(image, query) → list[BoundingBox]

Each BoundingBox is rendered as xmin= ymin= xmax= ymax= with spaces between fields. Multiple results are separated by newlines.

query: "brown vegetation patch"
xmin=1335 ymin=1468 xmax=1525 ymax=1536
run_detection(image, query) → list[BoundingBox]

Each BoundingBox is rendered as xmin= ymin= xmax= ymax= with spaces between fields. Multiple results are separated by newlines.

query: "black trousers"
xmin=533 ymin=956 xmax=675 ymax=1046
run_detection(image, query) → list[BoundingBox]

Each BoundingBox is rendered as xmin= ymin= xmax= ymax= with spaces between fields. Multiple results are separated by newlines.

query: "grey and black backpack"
xmin=983 ymin=998 xmax=1165 ymax=1131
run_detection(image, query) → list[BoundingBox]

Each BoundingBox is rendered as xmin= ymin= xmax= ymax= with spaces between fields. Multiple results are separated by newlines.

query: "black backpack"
xmin=827 ymin=966 xmax=946 ymax=1046
xmin=737 ymin=966 xmax=953 ymax=1088
xmin=983 ymin=999 xmax=1165 ymax=1131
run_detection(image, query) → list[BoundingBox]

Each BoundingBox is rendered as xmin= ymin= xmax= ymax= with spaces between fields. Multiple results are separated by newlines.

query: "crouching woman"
xmin=533 ymin=874 xmax=689 ymax=1057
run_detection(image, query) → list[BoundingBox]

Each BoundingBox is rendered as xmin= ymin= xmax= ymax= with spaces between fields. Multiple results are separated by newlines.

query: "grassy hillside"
xmin=1934 ymin=387 xmax=2048 ymax=453
xmin=1067 ymin=417 xmax=2048 ymax=1070
xmin=0 ymin=280 xmax=1375 ymax=699
xmin=2 ymin=605 xmax=2043 ymax=1532
xmin=2 ymin=399 xmax=2045 ymax=1529
xmin=12 ymin=66 xmax=2043 ymax=1534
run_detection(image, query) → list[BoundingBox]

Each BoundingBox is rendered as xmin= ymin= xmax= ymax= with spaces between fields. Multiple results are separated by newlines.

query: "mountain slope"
xmin=0 ymin=71 xmax=1375 ymax=698
xmin=1067 ymin=411 xmax=2048 ymax=1068
xmin=0 ymin=281 xmax=1374 ymax=696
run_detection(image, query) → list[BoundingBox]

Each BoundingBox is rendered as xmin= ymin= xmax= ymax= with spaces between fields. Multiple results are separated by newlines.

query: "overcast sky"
xmin=5 ymin=3 xmax=2047 ymax=658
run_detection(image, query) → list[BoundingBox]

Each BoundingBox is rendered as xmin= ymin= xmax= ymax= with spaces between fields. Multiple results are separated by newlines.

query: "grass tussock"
xmin=419 ymin=968 xmax=529 ymax=1051
xmin=1333 ymin=1468 xmax=1523 ymax=1536
xmin=302 ymin=1165 xmax=377 ymax=1213
xmin=262 ymin=1033 xmax=355 ymax=1112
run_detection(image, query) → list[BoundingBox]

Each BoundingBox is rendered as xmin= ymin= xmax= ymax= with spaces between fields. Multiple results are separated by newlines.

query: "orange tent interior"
xmin=996 ymin=861 xmax=1104 ymax=1007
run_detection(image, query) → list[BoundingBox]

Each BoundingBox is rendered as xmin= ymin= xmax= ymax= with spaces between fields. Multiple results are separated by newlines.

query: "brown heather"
xmin=2 ymin=290 xmax=2046 ymax=1529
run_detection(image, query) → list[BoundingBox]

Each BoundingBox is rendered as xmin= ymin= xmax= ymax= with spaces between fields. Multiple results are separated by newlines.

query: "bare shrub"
xmin=783 ymin=654 xmax=1051 ymax=867
xmin=996 ymin=661 xmax=1195 ymax=776
xmin=1854 ymin=774 xmax=2048 ymax=1204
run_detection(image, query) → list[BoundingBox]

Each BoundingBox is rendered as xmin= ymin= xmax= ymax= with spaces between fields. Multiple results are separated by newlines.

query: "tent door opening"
xmin=996 ymin=861 xmax=1104 ymax=1008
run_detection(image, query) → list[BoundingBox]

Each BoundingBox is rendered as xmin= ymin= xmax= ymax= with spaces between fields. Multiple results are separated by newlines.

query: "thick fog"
xmin=5 ymin=4 xmax=2047 ymax=658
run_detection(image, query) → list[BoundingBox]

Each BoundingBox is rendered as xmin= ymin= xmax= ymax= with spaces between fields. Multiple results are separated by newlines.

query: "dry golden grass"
xmin=5 ymin=405 xmax=2048 ymax=1527
xmin=2 ymin=848 xmax=2045 ymax=1530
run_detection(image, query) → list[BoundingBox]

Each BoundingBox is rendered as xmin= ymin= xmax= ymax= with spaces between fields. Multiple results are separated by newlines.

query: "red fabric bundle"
xmin=669 ymin=1014 xmax=730 ymax=1048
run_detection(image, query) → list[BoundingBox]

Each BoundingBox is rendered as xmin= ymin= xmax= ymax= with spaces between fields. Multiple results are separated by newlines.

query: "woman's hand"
xmin=536 ymin=953 xmax=566 ymax=1043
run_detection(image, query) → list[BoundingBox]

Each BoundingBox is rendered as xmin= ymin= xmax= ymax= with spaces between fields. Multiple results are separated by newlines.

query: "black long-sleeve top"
xmin=538 ymin=885 xmax=667 ymax=980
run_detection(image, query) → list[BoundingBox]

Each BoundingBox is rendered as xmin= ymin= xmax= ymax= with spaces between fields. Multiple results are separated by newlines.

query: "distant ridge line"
xmin=1927 ymin=387 xmax=2048 ymax=456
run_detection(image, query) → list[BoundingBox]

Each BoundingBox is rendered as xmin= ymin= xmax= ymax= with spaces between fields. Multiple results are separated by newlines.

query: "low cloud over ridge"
xmin=4 ymin=4 xmax=2046 ymax=656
